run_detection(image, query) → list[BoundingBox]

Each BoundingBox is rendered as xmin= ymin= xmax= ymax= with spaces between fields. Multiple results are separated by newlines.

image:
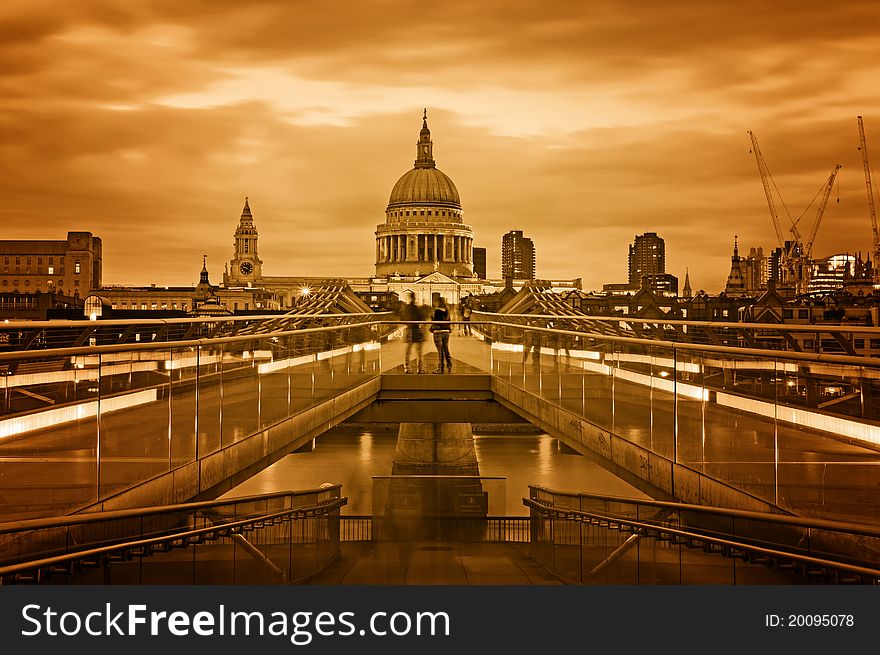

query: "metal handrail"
xmin=0 ymin=497 xmax=348 ymax=582
xmin=0 ymin=486 xmax=343 ymax=536
xmin=523 ymin=498 xmax=880 ymax=582
xmin=527 ymin=486 xmax=880 ymax=540
xmin=0 ymin=319 xmax=390 ymax=362
xmin=480 ymin=311 xmax=880 ymax=336
xmin=4 ymin=318 xmax=879 ymax=367
xmin=0 ymin=312 xmax=387 ymax=330
xmin=471 ymin=319 xmax=880 ymax=368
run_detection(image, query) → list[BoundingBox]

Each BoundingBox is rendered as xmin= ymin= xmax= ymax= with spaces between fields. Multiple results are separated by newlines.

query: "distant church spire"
xmin=682 ymin=268 xmax=692 ymax=298
xmin=415 ymin=108 xmax=435 ymax=168
xmin=725 ymin=235 xmax=747 ymax=296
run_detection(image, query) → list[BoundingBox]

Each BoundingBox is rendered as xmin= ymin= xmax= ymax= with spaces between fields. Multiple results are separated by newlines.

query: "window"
xmin=234 ymin=302 xmax=238 ymax=310
xmin=37 ymin=267 xmax=42 ymax=274
xmin=26 ymin=257 xmax=31 ymax=265
xmin=245 ymin=303 xmax=249 ymax=310
xmin=48 ymin=266 xmax=54 ymax=275
xmin=24 ymin=280 xmax=29 ymax=287
xmin=855 ymin=339 xmax=865 ymax=349
xmin=75 ymin=261 xmax=81 ymax=274
xmin=798 ymin=309 xmax=809 ymax=318
xmin=151 ymin=303 xmax=157 ymax=310
xmin=3 ymin=257 xmax=7 ymax=264
xmin=1 ymin=280 xmax=6 ymax=287
xmin=48 ymin=257 xmax=53 ymax=264
xmin=141 ymin=303 xmax=147 ymax=310
xmin=783 ymin=309 xmax=793 ymax=319
xmin=244 ymin=241 xmax=249 ymax=253
xmin=15 ymin=257 xmax=20 ymax=264
xmin=161 ymin=302 xmax=168 ymax=310
xmin=37 ymin=257 xmax=42 ymax=264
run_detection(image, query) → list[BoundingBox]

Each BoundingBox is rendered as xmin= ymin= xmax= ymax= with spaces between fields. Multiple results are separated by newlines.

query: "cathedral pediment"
xmin=414 ymin=271 xmax=458 ymax=285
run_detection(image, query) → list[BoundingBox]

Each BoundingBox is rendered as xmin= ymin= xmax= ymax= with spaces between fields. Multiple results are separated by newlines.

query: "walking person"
xmin=430 ymin=297 xmax=453 ymax=374
xmin=400 ymin=291 xmax=425 ymax=373
xmin=461 ymin=298 xmax=472 ymax=336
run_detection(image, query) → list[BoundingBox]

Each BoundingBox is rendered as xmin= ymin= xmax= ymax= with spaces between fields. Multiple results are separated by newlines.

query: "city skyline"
xmin=2 ymin=1 xmax=880 ymax=292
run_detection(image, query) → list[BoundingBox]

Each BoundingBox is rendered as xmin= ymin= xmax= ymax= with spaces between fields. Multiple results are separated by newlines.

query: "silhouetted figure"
xmin=400 ymin=291 xmax=425 ymax=373
xmin=461 ymin=299 xmax=472 ymax=335
xmin=431 ymin=297 xmax=453 ymax=373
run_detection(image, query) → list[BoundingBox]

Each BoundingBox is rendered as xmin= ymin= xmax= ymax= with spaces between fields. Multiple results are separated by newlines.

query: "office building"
xmin=501 ymin=230 xmax=535 ymax=279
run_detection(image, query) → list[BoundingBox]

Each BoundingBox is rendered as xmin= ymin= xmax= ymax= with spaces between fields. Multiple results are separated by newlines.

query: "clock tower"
xmin=225 ymin=197 xmax=263 ymax=285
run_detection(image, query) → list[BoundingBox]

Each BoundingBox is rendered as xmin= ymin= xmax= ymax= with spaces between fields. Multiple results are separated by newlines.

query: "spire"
xmin=415 ymin=108 xmax=435 ymax=168
xmin=726 ymin=236 xmax=747 ymax=296
xmin=241 ymin=197 xmax=251 ymax=218
xmin=683 ymin=268 xmax=692 ymax=298
xmin=199 ymin=255 xmax=210 ymax=284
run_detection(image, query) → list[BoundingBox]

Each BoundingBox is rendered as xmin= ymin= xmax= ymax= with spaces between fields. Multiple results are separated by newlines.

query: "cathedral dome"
xmin=388 ymin=167 xmax=461 ymax=209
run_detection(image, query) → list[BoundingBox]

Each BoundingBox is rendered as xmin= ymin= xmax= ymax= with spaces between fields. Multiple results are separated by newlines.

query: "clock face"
xmin=239 ymin=261 xmax=253 ymax=275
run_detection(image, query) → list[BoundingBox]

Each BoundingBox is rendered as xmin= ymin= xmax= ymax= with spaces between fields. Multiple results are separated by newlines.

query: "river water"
xmin=223 ymin=425 xmax=648 ymax=515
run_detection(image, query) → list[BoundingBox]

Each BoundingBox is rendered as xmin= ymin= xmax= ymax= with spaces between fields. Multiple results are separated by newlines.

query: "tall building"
xmin=473 ymin=247 xmax=487 ymax=279
xmin=374 ymin=110 xmax=474 ymax=278
xmin=627 ymin=232 xmax=665 ymax=285
xmin=0 ymin=231 xmax=102 ymax=297
xmin=743 ymin=246 xmax=771 ymax=292
xmin=501 ymin=230 xmax=535 ymax=279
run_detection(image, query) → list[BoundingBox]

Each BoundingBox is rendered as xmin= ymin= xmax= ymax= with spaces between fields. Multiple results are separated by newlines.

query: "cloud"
xmin=1 ymin=0 xmax=880 ymax=293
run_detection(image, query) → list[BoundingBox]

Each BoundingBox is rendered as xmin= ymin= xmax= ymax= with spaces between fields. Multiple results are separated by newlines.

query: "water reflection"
xmin=223 ymin=425 xmax=649 ymax=515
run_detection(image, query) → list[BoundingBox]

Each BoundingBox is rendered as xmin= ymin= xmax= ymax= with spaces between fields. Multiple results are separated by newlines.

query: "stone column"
xmin=383 ymin=422 xmax=484 ymax=541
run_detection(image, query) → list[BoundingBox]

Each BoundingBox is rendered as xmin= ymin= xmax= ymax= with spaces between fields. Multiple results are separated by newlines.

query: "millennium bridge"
xmin=1 ymin=286 xmax=879 ymax=585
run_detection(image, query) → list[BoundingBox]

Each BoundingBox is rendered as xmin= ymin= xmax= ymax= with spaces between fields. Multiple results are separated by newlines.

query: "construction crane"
xmin=749 ymin=131 xmax=841 ymax=292
xmin=857 ymin=116 xmax=880 ymax=282
xmin=748 ymin=131 xmax=787 ymax=248
xmin=802 ymin=164 xmax=842 ymax=260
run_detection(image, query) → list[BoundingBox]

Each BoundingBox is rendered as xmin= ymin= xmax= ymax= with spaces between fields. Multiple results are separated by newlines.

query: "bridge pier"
xmin=392 ymin=422 xmax=479 ymax=475
xmin=381 ymin=422 xmax=485 ymax=540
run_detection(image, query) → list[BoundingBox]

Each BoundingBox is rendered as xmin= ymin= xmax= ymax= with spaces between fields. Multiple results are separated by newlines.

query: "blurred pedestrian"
xmin=461 ymin=298 xmax=472 ymax=335
xmin=400 ymin=291 xmax=425 ymax=374
xmin=430 ymin=297 xmax=453 ymax=373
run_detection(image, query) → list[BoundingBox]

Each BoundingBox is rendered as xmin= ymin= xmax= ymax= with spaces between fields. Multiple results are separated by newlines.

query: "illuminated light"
xmin=3 ymin=362 xmax=157 ymax=388
xmin=258 ymin=354 xmax=316 ymax=374
xmin=164 ymin=354 xmax=222 ymax=370
xmin=0 ymin=389 xmax=158 ymax=440
xmin=659 ymin=371 xmax=670 ymax=378
xmin=490 ymin=342 xmax=524 ymax=353
xmin=89 ymin=313 xmax=98 ymax=321
xmin=717 ymin=392 xmax=880 ymax=447
xmin=300 ymin=286 xmax=312 ymax=297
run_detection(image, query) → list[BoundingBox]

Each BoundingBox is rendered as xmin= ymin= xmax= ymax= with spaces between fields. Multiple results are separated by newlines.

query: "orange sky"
xmin=2 ymin=0 xmax=880 ymax=292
